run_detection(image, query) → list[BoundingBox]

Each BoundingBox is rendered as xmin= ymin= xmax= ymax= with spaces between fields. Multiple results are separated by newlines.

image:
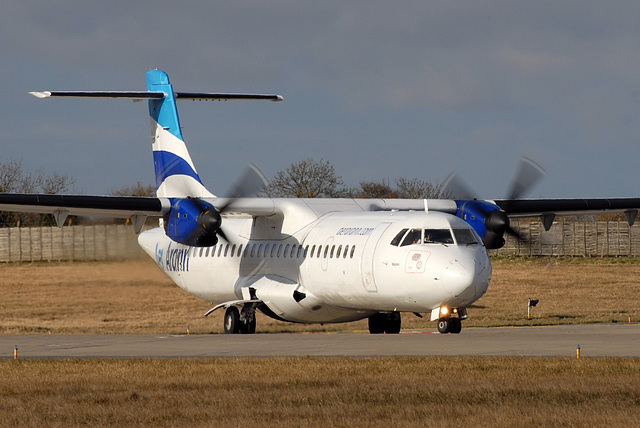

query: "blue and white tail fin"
xmin=29 ymin=69 xmax=283 ymax=199
xmin=146 ymin=70 xmax=213 ymax=198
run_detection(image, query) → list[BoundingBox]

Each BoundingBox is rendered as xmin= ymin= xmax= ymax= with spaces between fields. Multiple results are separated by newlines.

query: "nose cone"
xmin=441 ymin=253 xmax=491 ymax=306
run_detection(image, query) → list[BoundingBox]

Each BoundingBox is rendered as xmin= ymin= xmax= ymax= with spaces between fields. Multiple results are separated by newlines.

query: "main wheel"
xmin=224 ymin=306 xmax=241 ymax=334
xmin=384 ymin=312 xmax=402 ymax=334
xmin=368 ymin=313 xmax=386 ymax=334
xmin=239 ymin=317 xmax=257 ymax=334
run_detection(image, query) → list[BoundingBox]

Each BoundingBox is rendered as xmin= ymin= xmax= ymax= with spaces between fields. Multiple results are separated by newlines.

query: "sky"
xmin=1 ymin=1 xmax=639 ymax=199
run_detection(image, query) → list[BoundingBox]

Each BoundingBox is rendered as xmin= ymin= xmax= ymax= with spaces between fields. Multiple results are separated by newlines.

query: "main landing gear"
xmin=368 ymin=312 xmax=401 ymax=334
xmin=224 ymin=305 xmax=257 ymax=334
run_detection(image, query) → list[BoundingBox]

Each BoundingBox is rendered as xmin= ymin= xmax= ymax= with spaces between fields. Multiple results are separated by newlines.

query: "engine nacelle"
xmin=455 ymin=200 xmax=509 ymax=249
xmin=163 ymin=198 xmax=221 ymax=247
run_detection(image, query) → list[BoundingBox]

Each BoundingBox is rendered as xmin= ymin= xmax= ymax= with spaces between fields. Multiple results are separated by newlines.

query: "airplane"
xmin=2 ymin=69 xmax=640 ymax=335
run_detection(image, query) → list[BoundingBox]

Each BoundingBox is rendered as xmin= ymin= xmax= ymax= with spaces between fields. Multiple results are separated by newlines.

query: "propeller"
xmin=440 ymin=157 xmax=545 ymax=249
xmin=192 ymin=163 xmax=268 ymax=245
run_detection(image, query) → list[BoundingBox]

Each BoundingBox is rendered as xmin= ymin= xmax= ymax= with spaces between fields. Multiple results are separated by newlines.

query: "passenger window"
xmin=424 ymin=229 xmax=454 ymax=245
xmin=323 ymin=246 xmax=329 ymax=258
xmin=350 ymin=246 xmax=356 ymax=258
xmin=317 ymin=246 xmax=322 ymax=258
xmin=271 ymin=244 xmax=277 ymax=258
xmin=400 ymin=229 xmax=422 ymax=246
xmin=391 ymin=229 xmax=409 ymax=246
xmin=330 ymin=245 xmax=336 ymax=258
xmin=343 ymin=245 xmax=349 ymax=258
xmin=250 ymin=244 xmax=257 ymax=257
xmin=237 ymin=244 xmax=243 ymax=257
xmin=218 ymin=245 xmax=224 ymax=257
xmin=224 ymin=244 xmax=230 ymax=257
xmin=277 ymin=245 xmax=283 ymax=258
xmin=297 ymin=246 xmax=304 ymax=258
xmin=291 ymin=245 xmax=297 ymax=258
xmin=310 ymin=245 xmax=316 ymax=258
xmin=303 ymin=245 xmax=309 ymax=258
xmin=264 ymin=244 xmax=270 ymax=257
xmin=199 ymin=248 xmax=204 ymax=257
xmin=231 ymin=244 xmax=236 ymax=257
xmin=205 ymin=247 xmax=210 ymax=257
xmin=258 ymin=244 xmax=264 ymax=257
xmin=336 ymin=245 xmax=342 ymax=258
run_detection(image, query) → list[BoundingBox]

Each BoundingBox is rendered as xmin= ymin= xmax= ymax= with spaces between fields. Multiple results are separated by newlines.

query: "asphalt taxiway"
xmin=2 ymin=324 xmax=639 ymax=359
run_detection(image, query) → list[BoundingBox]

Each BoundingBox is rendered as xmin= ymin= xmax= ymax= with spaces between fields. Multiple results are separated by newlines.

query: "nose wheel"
xmin=437 ymin=317 xmax=462 ymax=334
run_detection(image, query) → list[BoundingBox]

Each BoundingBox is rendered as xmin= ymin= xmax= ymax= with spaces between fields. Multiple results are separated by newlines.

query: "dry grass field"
xmin=3 ymin=258 xmax=640 ymax=427
xmin=1 ymin=257 xmax=640 ymax=334
xmin=2 ymin=357 xmax=640 ymax=427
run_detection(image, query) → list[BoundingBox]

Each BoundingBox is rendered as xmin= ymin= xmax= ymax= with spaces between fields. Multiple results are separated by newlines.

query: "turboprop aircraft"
xmin=2 ymin=69 xmax=640 ymax=335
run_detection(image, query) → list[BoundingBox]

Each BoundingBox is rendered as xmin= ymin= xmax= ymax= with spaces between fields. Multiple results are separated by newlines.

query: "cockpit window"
xmin=390 ymin=229 xmax=408 ymax=246
xmin=424 ymin=229 xmax=454 ymax=244
xmin=401 ymin=229 xmax=423 ymax=246
xmin=453 ymin=229 xmax=480 ymax=245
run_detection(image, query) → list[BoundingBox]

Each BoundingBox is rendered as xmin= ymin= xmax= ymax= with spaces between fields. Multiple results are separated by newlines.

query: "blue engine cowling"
xmin=455 ymin=200 xmax=510 ymax=249
xmin=163 ymin=198 xmax=221 ymax=247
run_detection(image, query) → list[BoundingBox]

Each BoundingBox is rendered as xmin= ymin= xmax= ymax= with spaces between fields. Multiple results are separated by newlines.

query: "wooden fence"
xmin=0 ymin=225 xmax=145 ymax=262
xmin=2 ymin=220 xmax=640 ymax=262
xmin=490 ymin=220 xmax=640 ymax=257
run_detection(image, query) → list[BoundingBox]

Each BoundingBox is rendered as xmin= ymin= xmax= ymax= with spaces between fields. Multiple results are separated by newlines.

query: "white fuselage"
xmin=138 ymin=203 xmax=492 ymax=324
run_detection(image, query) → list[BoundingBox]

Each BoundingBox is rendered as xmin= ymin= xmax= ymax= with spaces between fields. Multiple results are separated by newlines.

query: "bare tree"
xmin=348 ymin=178 xmax=398 ymax=199
xmin=395 ymin=177 xmax=445 ymax=199
xmin=262 ymin=158 xmax=346 ymax=198
xmin=110 ymin=182 xmax=156 ymax=197
xmin=348 ymin=177 xmax=444 ymax=199
xmin=0 ymin=159 xmax=76 ymax=227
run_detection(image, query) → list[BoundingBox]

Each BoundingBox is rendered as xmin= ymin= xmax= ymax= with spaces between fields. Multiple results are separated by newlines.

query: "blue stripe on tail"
xmin=152 ymin=151 xmax=201 ymax=189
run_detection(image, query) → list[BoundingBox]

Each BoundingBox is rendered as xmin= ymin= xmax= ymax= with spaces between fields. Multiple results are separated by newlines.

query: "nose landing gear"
xmin=434 ymin=306 xmax=466 ymax=334
xmin=437 ymin=317 xmax=462 ymax=334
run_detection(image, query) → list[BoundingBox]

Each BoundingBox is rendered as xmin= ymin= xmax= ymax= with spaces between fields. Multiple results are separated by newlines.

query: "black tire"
xmin=437 ymin=318 xmax=450 ymax=334
xmin=224 ymin=306 xmax=241 ymax=334
xmin=384 ymin=312 xmax=402 ymax=334
xmin=239 ymin=317 xmax=257 ymax=334
xmin=368 ymin=313 xmax=386 ymax=334
xmin=449 ymin=318 xmax=462 ymax=334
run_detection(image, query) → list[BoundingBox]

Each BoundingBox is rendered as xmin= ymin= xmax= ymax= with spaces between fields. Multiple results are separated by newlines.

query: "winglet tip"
xmin=29 ymin=91 xmax=51 ymax=99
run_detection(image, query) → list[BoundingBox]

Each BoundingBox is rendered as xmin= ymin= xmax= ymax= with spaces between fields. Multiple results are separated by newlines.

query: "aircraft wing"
xmin=0 ymin=194 xmax=168 ymax=218
xmin=494 ymin=197 xmax=640 ymax=218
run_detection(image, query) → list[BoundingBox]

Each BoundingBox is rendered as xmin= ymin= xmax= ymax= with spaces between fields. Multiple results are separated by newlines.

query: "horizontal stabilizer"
xmin=30 ymin=91 xmax=283 ymax=102
xmin=175 ymin=92 xmax=283 ymax=102
xmin=29 ymin=91 xmax=166 ymax=99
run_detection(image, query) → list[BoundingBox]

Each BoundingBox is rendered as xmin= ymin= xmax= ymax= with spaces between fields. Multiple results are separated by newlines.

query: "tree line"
xmin=261 ymin=158 xmax=447 ymax=199
xmin=1 ymin=157 xmax=623 ymax=227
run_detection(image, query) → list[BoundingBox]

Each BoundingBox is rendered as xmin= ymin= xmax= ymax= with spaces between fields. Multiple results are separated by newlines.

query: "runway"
xmin=2 ymin=324 xmax=640 ymax=359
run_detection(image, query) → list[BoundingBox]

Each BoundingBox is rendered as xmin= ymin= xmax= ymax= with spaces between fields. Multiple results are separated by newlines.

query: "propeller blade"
xmin=439 ymin=172 xmax=477 ymax=200
xmin=506 ymin=225 xmax=524 ymax=241
xmin=505 ymin=156 xmax=546 ymax=200
xmin=216 ymin=163 xmax=268 ymax=212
